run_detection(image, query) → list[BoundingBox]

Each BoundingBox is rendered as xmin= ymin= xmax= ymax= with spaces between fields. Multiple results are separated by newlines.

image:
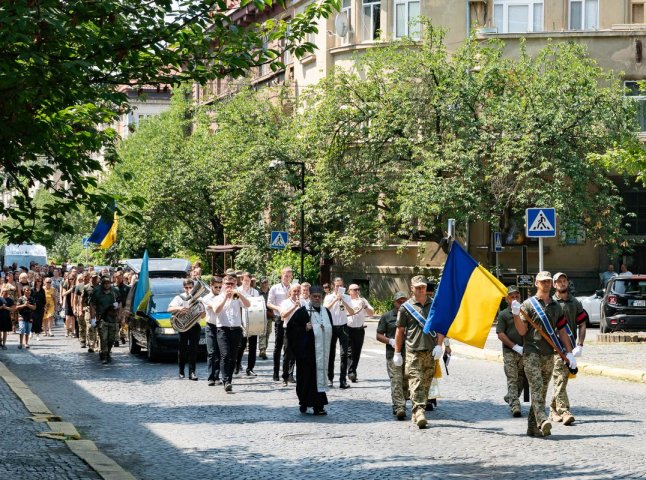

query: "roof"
xmin=124 ymin=258 xmax=191 ymax=276
xmin=205 ymin=245 xmax=252 ymax=254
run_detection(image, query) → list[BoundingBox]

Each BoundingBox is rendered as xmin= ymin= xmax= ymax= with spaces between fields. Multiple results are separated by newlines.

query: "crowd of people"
xmin=1 ymin=260 xmax=589 ymax=433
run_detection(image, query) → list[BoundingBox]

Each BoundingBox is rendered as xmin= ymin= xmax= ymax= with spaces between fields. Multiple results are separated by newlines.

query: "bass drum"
xmin=243 ymin=296 xmax=267 ymax=338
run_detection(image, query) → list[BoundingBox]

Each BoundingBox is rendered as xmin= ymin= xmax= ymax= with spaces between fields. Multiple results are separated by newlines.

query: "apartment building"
xmin=194 ymin=0 xmax=646 ymax=296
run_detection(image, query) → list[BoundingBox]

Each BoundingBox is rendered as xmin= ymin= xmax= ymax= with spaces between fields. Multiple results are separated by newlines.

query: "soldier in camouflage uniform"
xmin=550 ymin=272 xmax=587 ymax=426
xmin=82 ymin=273 xmax=100 ymax=353
xmin=114 ymin=270 xmax=130 ymax=346
xmin=376 ymin=291 xmax=410 ymax=420
xmin=496 ymin=285 xmax=525 ymax=417
xmin=394 ymin=276 xmax=444 ymax=429
xmin=511 ymin=271 xmax=577 ymax=437
xmin=91 ymin=277 xmax=121 ymax=364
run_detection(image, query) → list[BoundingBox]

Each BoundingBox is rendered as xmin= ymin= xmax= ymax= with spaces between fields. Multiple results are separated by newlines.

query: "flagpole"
xmin=447 ymin=218 xmax=456 ymax=252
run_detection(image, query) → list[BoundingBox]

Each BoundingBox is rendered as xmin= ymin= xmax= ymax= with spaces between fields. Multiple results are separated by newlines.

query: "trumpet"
xmin=232 ymin=292 xmax=240 ymax=300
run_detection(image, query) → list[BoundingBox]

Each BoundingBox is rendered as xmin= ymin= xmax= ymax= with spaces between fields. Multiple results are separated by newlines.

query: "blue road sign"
xmin=270 ymin=231 xmax=288 ymax=249
xmin=493 ymin=232 xmax=503 ymax=253
xmin=82 ymin=236 xmax=90 ymax=248
xmin=525 ymin=208 xmax=556 ymax=238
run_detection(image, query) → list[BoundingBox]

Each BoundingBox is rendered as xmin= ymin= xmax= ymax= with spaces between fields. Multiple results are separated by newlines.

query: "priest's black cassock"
xmin=286 ymin=305 xmax=333 ymax=412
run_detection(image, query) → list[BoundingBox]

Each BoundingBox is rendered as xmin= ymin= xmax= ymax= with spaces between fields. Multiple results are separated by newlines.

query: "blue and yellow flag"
xmin=424 ymin=242 xmax=507 ymax=349
xmin=132 ymin=250 xmax=151 ymax=314
xmin=88 ymin=201 xmax=118 ymax=249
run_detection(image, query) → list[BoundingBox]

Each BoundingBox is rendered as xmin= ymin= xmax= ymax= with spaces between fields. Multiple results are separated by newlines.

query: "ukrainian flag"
xmin=132 ymin=250 xmax=151 ymax=314
xmin=424 ymin=242 xmax=507 ymax=349
xmin=87 ymin=202 xmax=118 ymax=249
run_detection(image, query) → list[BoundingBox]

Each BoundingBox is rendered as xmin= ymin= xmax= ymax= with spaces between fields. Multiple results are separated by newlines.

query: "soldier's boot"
xmin=396 ymin=408 xmax=406 ymax=421
xmin=550 ymin=409 xmax=563 ymax=422
xmin=100 ymin=352 xmax=108 ymax=365
xmin=540 ymin=420 xmax=552 ymax=437
xmin=511 ymin=405 xmax=522 ymax=418
xmin=413 ymin=409 xmax=427 ymax=429
xmin=562 ymin=411 xmax=575 ymax=426
xmin=526 ymin=424 xmax=543 ymax=437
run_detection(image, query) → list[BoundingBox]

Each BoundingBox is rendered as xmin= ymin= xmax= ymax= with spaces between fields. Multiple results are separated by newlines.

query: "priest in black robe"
xmin=286 ymin=286 xmax=333 ymax=415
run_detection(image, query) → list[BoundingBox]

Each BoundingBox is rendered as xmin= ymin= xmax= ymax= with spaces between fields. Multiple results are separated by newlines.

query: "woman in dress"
xmin=0 ymin=286 xmax=16 ymax=349
xmin=31 ymin=275 xmax=46 ymax=341
xmin=4 ymin=271 xmax=19 ymax=333
xmin=42 ymin=277 xmax=56 ymax=336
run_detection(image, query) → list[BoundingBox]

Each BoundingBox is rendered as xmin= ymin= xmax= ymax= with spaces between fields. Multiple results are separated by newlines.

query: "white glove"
xmin=512 ymin=344 xmax=523 ymax=355
xmin=511 ymin=300 xmax=521 ymax=316
xmin=393 ymin=352 xmax=403 ymax=367
xmin=572 ymin=345 xmax=583 ymax=357
xmin=432 ymin=345 xmax=442 ymax=360
xmin=90 ymin=318 xmax=97 ymax=328
xmin=388 ymin=338 xmax=396 ymax=348
xmin=566 ymin=353 xmax=577 ymax=370
xmin=112 ymin=302 xmax=120 ymax=309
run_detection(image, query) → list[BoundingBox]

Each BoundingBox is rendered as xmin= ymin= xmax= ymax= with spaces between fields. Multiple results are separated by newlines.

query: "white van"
xmin=1 ymin=244 xmax=48 ymax=270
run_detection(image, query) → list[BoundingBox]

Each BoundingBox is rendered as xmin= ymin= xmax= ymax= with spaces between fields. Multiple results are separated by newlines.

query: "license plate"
xmin=199 ymin=337 xmax=206 ymax=345
xmin=633 ymin=300 xmax=646 ymax=307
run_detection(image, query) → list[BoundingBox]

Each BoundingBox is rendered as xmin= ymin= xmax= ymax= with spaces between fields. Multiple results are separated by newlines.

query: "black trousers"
xmin=217 ymin=326 xmax=243 ymax=384
xmin=205 ymin=324 xmax=220 ymax=381
xmin=348 ymin=326 xmax=366 ymax=375
xmin=273 ymin=317 xmax=295 ymax=380
xmin=328 ymin=324 xmax=349 ymax=383
xmin=236 ymin=335 xmax=257 ymax=372
xmin=178 ymin=323 xmax=201 ymax=375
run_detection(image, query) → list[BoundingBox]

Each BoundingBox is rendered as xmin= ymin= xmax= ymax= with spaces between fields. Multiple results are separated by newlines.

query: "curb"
xmin=450 ymin=344 xmax=646 ymax=384
xmin=0 ymin=361 xmax=137 ymax=480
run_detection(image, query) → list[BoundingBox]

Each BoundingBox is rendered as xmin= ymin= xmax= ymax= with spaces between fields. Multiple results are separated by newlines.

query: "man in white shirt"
xmin=300 ymin=282 xmax=311 ymax=307
xmin=619 ymin=264 xmax=633 ymax=276
xmin=267 ymin=267 xmax=293 ymax=382
xmin=236 ymin=272 xmax=261 ymax=376
xmin=323 ymin=277 xmax=357 ymax=389
xmin=168 ymin=279 xmax=202 ymax=381
xmin=346 ymin=284 xmax=374 ymax=383
xmin=279 ymin=284 xmax=301 ymax=386
xmin=211 ymin=274 xmax=250 ymax=392
xmin=202 ymin=277 xmax=222 ymax=386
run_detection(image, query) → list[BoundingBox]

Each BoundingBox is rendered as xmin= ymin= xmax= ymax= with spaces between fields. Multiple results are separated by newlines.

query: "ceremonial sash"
xmin=528 ymin=296 xmax=565 ymax=355
xmin=403 ymin=302 xmax=436 ymax=337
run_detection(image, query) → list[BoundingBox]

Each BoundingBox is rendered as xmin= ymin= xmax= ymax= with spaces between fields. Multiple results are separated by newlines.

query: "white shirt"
xmin=168 ymin=294 xmax=190 ymax=310
xmin=619 ymin=271 xmax=633 ymax=276
xmin=280 ymin=297 xmax=301 ymax=323
xmin=213 ymin=293 xmax=244 ymax=328
xmin=324 ymin=293 xmax=353 ymax=326
xmin=201 ymin=292 xmax=219 ymax=326
xmin=267 ymin=282 xmax=290 ymax=316
xmin=347 ymin=297 xmax=373 ymax=328
xmin=237 ymin=286 xmax=260 ymax=298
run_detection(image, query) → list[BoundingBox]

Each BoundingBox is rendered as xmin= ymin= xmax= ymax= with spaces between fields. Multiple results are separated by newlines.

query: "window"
xmin=634 ymin=0 xmax=646 ymax=23
xmin=569 ymin=0 xmax=598 ymax=30
xmin=362 ymin=0 xmax=381 ymax=41
xmin=341 ymin=0 xmax=352 ymax=44
xmin=394 ymin=0 xmax=420 ymax=39
xmin=625 ymin=80 xmax=646 ymax=132
xmin=493 ymin=0 xmax=543 ymax=33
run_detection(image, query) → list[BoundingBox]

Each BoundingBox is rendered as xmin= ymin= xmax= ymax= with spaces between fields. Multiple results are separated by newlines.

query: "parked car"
xmin=600 ymin=276 xmax=646 ymax=333
xmin=576 ymin=291 xmax=602 ymax=327
xmin=124 ymin=258 xmax=206 ymax=361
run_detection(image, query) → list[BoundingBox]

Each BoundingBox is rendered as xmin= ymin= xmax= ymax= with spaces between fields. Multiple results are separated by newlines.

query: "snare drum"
xmin=243 ymin=296 xmax=267 ymax=337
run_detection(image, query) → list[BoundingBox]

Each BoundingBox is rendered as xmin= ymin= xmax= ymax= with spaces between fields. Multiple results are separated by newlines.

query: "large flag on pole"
xmin=132 ymin=250 xmax=151 ymax=314
xmin=424 ymin=242 xmax=507 ymax=349
xmin=87 ymin=201 xmax=118 ymax=249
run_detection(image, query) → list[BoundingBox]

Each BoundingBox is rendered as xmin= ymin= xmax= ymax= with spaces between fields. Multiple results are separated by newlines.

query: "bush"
xmin=265 ymin=249 xmax=319 ymax=284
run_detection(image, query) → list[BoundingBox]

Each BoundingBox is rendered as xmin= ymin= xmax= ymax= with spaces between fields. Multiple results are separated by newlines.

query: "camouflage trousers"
xmin=98 ymin=321 xmax=118 ymax=358
xmin=77 ymin=310 xmax=88 ymax=344
xmin=524 ymin=352 xmax=554 ymax=430
xmin=406 ymin=350 xmax=434 ymax=415
xmin=85 ymin=312 xmax=98 ymax=351
xmin=503 ymin=349 xmax=525 ymax=410
xmin=386 ymin=357 xmax=410 ymax=411
xmin=550 ymin=354 xmax=571 ymax=415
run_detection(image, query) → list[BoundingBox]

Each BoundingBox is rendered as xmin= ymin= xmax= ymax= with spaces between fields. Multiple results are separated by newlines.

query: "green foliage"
xmin=370 ymin=297 xmax=395 ymax=316
xmin=265 ymin=249 xmax=319 ymax=284
xmin=0 ymin=0 xmax=339 ymax=243
xmin=297 ymin=25 xmax=644 ymax=261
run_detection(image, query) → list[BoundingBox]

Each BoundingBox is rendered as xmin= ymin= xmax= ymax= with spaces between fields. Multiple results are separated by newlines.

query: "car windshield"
xmin=611 ymin=280 xmax=646 ymax=295
xmin=149 ymin=294 xmax=175 ymax=314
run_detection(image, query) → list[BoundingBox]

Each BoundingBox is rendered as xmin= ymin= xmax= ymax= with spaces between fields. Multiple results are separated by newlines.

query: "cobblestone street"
xmin=2 ymin=322 xmax=646 ymax=480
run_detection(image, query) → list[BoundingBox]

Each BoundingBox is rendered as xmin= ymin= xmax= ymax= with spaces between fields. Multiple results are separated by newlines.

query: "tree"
xmin=0 ymin=0 xmax=339 ymax=244
xmin=296 ymin=26 xmax=645 ymax=262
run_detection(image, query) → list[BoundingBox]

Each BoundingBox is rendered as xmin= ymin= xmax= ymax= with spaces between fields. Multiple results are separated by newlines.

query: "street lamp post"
xmin=270 ymin=160 xmax=305 ymax=281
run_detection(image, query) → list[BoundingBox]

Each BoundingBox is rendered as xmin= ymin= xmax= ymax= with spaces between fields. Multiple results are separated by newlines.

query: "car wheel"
xmin=128 ymin=330 xmax=141 ymax=355
xmin=146 ymin=333 xmax=160 ymax=362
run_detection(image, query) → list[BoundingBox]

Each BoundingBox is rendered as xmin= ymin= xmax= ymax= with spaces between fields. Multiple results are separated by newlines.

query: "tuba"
xmin=171 ymin=282 xmax=207 ymax=333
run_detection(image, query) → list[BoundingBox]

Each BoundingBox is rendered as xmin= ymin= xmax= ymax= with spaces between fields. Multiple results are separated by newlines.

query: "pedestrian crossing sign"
xmin=270 ymin=231 xmax=288 ymax=249
xmin=525 ymin=208 xmax=556 ymax=238
xmin=493 ymin=232 xmax=503 ymax=253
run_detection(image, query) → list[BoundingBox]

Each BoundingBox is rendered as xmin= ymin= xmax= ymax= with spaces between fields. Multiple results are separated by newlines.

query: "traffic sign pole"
xmin=539 ymin=237 xmax=544 ymax=272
